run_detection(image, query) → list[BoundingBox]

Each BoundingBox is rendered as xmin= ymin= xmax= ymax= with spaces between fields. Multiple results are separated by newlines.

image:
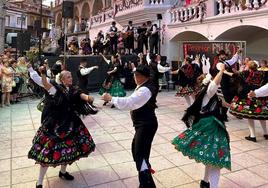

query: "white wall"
xmin=5 ymin=10 xmax=27 ymax=30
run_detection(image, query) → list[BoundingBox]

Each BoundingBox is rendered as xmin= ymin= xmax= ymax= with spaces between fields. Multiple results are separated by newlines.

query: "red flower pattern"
xmin=53 ymin=151 xmax=61 ymax=161
xmin=66 ymin=140 xmax=73 ymax=146
xmin=237 ymin=105 xmax=244 ymax=112
xmin=189 ymin=141 xmax=198 ymax=148
xmin=179 ymin=133 xmax=186 ymax=139
xmin=255 ymin=107 xmax=262 ymax=113
xmin=233 ymin=96 xmax=239 ymax=102
xmin=218 ymin=149 xmax=224 ymax=159
xmin=246 ymin=100 xmax=251 ymax=105
xmin=82 ymin=144 xmax=89 ymax=152
xmin=48 ymin=140 xmax=55 ymax=148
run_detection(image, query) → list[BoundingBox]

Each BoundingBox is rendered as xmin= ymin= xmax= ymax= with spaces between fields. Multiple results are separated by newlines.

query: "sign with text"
xmin=183 ymin=41 xmax=246 ymax=61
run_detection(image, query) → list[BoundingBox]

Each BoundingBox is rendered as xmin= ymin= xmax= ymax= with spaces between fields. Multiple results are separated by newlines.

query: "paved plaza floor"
xmin=0 ymin=91 xmax=268 ymax=188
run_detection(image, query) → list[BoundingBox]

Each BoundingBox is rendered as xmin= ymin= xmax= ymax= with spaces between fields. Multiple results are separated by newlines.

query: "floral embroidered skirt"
xmin=176 ymin=85 xmax=199 ymax=97
xmin=229 ymin=96 xmax=268 ymax=120
xmin=28 ymin=121 xmax=95 ymax=167
xmin=99 ymin=79 xmax=126 ymax=97
xmin=172 ymin=116 xmax=231 ymax=170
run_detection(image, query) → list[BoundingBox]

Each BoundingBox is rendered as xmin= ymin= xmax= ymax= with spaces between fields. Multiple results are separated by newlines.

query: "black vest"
xmin=130 ymin=80 xmax=158 ymax=127
xmin=76 ymin=66 xmax=88 ymax=91
xmin=182 ymin=84 xmax=224 ymax=128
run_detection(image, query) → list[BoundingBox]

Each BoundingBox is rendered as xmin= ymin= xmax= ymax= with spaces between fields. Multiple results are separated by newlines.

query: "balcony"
xmin=90 ymin=9 xmax=114 ymax=29
xmin=168 ymin=0 xmax=268 ymax=26
xmin=114 ymin=0 xmax=173 ymax=25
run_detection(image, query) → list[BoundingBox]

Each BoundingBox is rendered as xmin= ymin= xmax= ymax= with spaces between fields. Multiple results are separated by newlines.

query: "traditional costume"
xmin=173 ymin=72 xmax=231 ymax=188
xmin=107 ymin=65 xmax=158 ymax=187
xmin=229 ymin=68 xmax=268 ymax=142
xmin=27 ymin=68 xmax=95 ymax=188
xmin=99 ymin=56 xmax=126 ymax=102
xmin=229 ymin=70 xmax=268 ymax=120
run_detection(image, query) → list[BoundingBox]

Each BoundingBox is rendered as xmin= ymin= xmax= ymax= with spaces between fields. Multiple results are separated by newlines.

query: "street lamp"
xmin=20 ymin=13 xmax=26 ymax=32
xmin=38 ymin=0 xmax=43 ymax=62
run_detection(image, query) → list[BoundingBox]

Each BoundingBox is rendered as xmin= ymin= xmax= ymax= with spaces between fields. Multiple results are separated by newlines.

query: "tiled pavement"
xmin=0 ymin=91 xmax=268 ymax=188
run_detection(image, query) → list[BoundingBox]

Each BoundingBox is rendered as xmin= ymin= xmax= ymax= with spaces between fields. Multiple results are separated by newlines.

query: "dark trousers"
xmin=149 ymin=36 xmax=158 ymax=54
xmin=126 ymin=36 xmax=134 ymax=54
xmin=132 ymin=123 xmax=158 ymax=171
xmin=110 ymin=37 xmax=118 ymax=55
xmin=221 ymin=87 xmax=236 ymax=119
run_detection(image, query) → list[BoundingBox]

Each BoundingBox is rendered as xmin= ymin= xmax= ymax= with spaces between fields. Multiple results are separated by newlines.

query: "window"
xmin=17 ymin=16 xmax=26 ymax=26
xmin=17 ymin=17 xmax=21 ymax=26
xmin=5 ymin=16 xmax=10 ymax=26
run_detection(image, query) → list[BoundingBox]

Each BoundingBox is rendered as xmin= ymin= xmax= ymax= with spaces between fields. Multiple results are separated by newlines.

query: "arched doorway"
xmin=167 ymin=31 xmax=209 ymax=61
xmin=55 ymin=13 xmax=62 ymax=28
xmin=74 ymin=6 xmax=80 ymax=22
xmin=92 ymin=0 xmax=104 ymax=16
xmin=215 ymin=25 xmax=268 ymax=60
xmin=81 ymin=2 xmax=90 ymax=20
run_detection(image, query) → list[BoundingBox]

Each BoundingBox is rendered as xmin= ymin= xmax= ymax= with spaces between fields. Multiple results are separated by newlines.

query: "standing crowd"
xmin=0 ymin=50 xmax=29 ymax=107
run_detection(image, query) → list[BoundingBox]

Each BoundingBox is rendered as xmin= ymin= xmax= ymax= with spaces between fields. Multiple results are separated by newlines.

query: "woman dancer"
xmin=172 ymin=56 xmax=202 ymax=106
xmin=99 ymin=53 xmax=126 ymax=108
xmin=172 ymin=63 xmax=230 ymax=188
xmin=27 ymin=65 xmax=95 ymax=188
xmin=228 ymin=61 xmax=268 ymax=142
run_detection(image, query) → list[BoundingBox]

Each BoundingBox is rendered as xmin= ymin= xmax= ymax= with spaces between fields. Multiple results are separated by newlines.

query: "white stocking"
xmin=209 ymin=167 xmax=221 ymax=188
xmin=184 ymin=96 xmax=192 ymax=106
xmin=37 ymin=166 xmax=48 ymax=186
xmin=260 ymin=120 xmax=267 ymax=135
xmin=60 ymin=165 xmax=67 ymax=173
xmin=248 ymin=119 xmax=256 ymax=137
xmin=203 ymin=165 xmax=210 ymax=183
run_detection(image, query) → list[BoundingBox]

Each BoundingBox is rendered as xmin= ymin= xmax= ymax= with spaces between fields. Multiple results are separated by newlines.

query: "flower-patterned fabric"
xmin=172 ymin=116 xmax=231 ymax=170
xmin=230 ymin=96 xmax=268 ymax=120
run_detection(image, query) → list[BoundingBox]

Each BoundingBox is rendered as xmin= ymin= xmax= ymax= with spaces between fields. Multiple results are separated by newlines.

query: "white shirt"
xmin=225 ymin=53 xmax=239 ymax=66
xmin=255 ymin=83 xmax=268 ymax=98
xmin=28 ymin=67 xmax=57 ymax=95
xmin=216 ymin=53 xmax=240 ymax=70
xmin=202 ymin=81 xmax=220 ymax=107
xmin=111 ymin=86 xmax=152 ymax=111
xmin=80 ymin=66 xmax=95 ymax=76
xmin=152 ymin=25 xmax=157 ymax=34
xmin=157 ymin=63 xmax=170 ymax=73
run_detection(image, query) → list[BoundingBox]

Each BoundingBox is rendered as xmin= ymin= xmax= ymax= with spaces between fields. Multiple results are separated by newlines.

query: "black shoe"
xmin=245 ymin=136 xmax=257 ymax=142
xmin=111 ymin=104 xmax=115 ymax=108
xmin=139 ymin=169 xmax=156 ymax=188
xmin=36 ymin=184 xmax=42 ymax=188
xmin=103 ymin=101 xmax=108 ymax=106
xmin=200 ymin=180 xmax=210 ymax=188
xmin=59 ymin=171 xmax=74 ymax=180
xmin=264 ymin=134 xmax=268 ymax=140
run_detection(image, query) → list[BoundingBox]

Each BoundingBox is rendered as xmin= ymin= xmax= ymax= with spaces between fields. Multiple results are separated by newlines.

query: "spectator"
xmin=1 ymin=59 xmax=13 ymax=107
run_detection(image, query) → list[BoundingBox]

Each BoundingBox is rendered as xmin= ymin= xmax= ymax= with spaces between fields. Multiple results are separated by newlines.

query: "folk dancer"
xmin=102 ymin=65 xmax=158 ymax=188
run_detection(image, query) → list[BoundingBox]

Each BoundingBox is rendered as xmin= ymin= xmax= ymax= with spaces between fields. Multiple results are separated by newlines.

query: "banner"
xmin=183 ymin=41 xmax=246 ymax=61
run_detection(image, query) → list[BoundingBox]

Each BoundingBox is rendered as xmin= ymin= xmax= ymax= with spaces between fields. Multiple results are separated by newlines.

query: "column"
xmin=0 ymin=0 xmax=6 ymax=53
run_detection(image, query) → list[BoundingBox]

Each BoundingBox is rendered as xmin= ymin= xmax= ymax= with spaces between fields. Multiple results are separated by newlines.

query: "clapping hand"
xmin=102 ymin=93 xmax=112 ymax=102
xmin=248 ymin=90 xmax=256 ymax=99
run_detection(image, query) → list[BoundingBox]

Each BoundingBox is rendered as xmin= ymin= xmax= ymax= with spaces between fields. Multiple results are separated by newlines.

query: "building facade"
xmin=52 ymin=0 xmax=268 ymax=61
xmin=0 ymin=0 xmax=7 ymax=53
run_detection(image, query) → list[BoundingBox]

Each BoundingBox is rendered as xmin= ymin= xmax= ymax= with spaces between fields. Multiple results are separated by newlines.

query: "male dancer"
xmin=211 ymin=49 xmax=241 ymax=121
xmin=102 ymin=65 xmax=157 ymax=188
xmin=108 ymin=21 xmax=118 ymax=55
xmin=76 ymin=59 xmax=98 ymax=94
